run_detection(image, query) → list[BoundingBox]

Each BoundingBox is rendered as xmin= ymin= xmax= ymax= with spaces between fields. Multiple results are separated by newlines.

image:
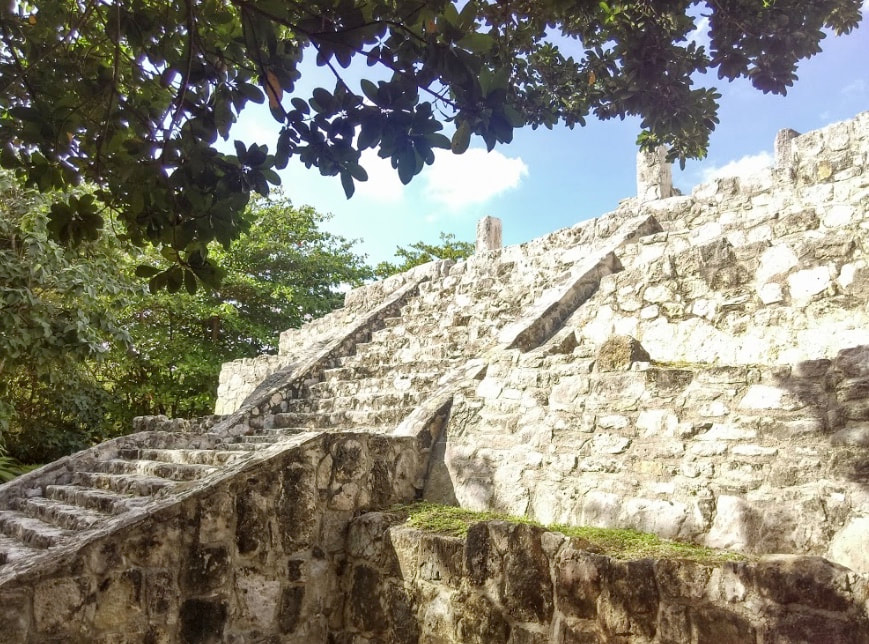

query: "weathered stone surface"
xmin=3 ymin=112 xmax=869 ymax=640
xmin=336 ymin=520 xmax=869 ymax=643
xmin=0 ymin=433 xmax=425 ymax=642
xmin=596 ymin=335 xmax=650 ymax=371
xmin=476 ymin=215 xmax=503 ymax=252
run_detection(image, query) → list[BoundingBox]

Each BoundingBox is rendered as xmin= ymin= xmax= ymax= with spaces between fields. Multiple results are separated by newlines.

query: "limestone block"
xmin=828 ymin=517 xmax=869 ymax=573
xmin=579 ymin=490 xmax=622 ymax=527
xmin=636 ymin=146 xmax=673 ymax=202
xmin=590 ymin=432 xmax=631 ymax=454
xmin=757 ymin=282 xmax=784 ymax=304
xmin=237 ymin=576 xmax=281 ymax=628
xmin=756 ymin=244 xmax=798 ymax=285
xmin=830 ymin=425 xmax=869 ymax=447
xmin=596 ymin=335 xmax=650 ymax=372
xmin=775 ymin=128 xmax=800 ymax=173
xmin=787 ymin=265 xmax=833 ymax=300
xmin=823 ymin=204 xmax=856 ymax=228
xmin=636 ymin=410 xmax=679 ymax=437
xmin=738 ymin=384 xmax=794 ymax=411
xmin=731 ymin=444 xmax=778 ymax=457
xmin=696 ymin=424 xmax=757 ymax=441
xmin=619 ymin=498 xmax=691 ymax=540
xmin=475 ymin=216 xmax=502 ymax=252
xmin=705 ymin=496 xmax=760 ymax=551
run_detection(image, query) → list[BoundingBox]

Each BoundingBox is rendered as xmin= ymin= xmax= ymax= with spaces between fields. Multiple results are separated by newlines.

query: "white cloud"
xmin=842 ymin=79 xmax=867 ymax=98
xmin=354 ymin=150 xmax=405 ymax=202
xmin=687 ymin=16 xmax=711 ymax=50
xmin=701 ymin=151 xmax=773 ymax=182
xmin=423 ymin=148 xmax=529 ymax=211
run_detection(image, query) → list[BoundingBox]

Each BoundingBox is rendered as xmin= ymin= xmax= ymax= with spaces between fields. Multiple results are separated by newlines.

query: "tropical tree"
xmin=1 ymin=176 xmax=371 ymax=463
xmin=105 ymin=195 xmax=372 ymax=422
xmin=374 ymin=232 xmax=474 ymax=278
xmin=0 ymin=1 xmax=861 ymax=288
xmin=0 ymin=171 xmax=136 ymax=462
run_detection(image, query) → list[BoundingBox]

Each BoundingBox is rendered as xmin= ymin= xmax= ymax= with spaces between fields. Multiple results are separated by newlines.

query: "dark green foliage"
xmin=374 ymin=232 xmax=474 ymax=278
xmin=0 ymin=1 xmax=860 ymax=285
xmin=101 ymin=194 xmax=373 ymax=424
xmin=0 ymin=175 xmax=371 ymax=465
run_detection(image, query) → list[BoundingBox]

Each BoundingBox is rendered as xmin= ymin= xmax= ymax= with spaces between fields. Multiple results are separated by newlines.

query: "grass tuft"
xmin=391 ymin=502 xmax=747 ymax=563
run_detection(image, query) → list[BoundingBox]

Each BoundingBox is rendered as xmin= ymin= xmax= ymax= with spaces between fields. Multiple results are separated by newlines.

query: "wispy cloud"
xmin=354 ymin=150 xmax=405 ymax=202
xmin=423 ymin=148 xmax=528 ymax=211
xmin=701 ymin=151 xmax=773 ymax=182
xmin=842 ymin=79 xmax=867 ymax=98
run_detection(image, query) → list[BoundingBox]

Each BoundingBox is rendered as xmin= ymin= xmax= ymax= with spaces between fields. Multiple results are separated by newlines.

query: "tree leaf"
xmin=451 ymin=121 xmax=471 ymax=154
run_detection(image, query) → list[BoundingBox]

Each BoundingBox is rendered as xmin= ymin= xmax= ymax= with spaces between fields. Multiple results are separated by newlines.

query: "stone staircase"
xmin=0 ymin=430 xmax=263 ymax=574
xmin=0 ymin=210 xmax=658 ymax=593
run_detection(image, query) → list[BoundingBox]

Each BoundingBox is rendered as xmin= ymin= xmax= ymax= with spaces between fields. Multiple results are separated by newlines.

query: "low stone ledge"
xmin=337 ymin=515 xmax=869 ymax=643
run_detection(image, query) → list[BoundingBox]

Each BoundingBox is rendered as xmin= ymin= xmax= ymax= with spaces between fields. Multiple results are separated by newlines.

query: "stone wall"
xmin=582 ymin=112 xmax=869 ymax=366
xmin=0 ymin=433 xmax=425 ymax=643
xmin=336 ymin=514 xmax=869 ymax=643
xmin=433 ymin=112 xmax=869 ymax=573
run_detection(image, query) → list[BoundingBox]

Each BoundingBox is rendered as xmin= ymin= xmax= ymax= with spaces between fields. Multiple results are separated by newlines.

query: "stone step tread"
xmin=0 ymin=533 xmax=40 ymax=565
xmin=211 ymin=441 xmax=279 ymax=451
xmin=280 ymin=391 xmax=424 ymax=413
xmin=222 ymin=434 xmax=282 ymax=444
xmin=0 ymin=509 xmax=75 ymax=549
xmin=118 ymin=447 xmax=246 ymax=466
xmin=368 ymin=323 xmax=472 ymax=341
xmin=44 ymin=484 xmax=144 ymax=515
xmin=273 ymin=407 xmax=413 ymax=429
xmin=309 ymin=371 xmax=443 ymax=393
xmin=71 ymin=471 xmax=176 ymax=496
xmin=10 ymin=496 xmax=111 ymax=531
xmin=90 ymin=458 xmax=218 ymax=481
xmin=322 ymin=360 xmax=456 ymax=381
xmin=262 ymin=425 xmax=381 ymax=436
xmin=341 ymin=342 xmax=465 ymax=360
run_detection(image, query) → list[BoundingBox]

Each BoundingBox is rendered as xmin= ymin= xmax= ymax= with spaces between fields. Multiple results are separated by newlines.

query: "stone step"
xmin=91 ymin=458 xmax=217 ymax=481
xmin=307 ymin=372 xmax=442 ymax=399
xmin=214 ymin=441 xmax=278 ymax=451
xmin=262 ymin=426 xmax=380 ymax=437
xmin=369 ymin=314 xmax=474 ymax=338
xmin=273 ymin=407 xmax=413 ymax=430
xmin=350 ymin=338 xmax=466 ymax=359
xmin=338 ymin=343 xmax=463 ymax=366
xmin=222 ymin=434 xmax=285 ymax=444
xmin=0 ymin=533 xmax=39 ymax=565
xmin=118 ymin=447 xmax=245 ymax=466
xmin=71 ymin=471 xmax=175 ymax=497
xmin=44 ymin=484 xmax=142 ymax=515
xmin=0 ymin=510 xmax=74 ymax=549
xmin=281 ymin=392 xmax=423 ymax=415
xmin=9 ymin=496 xmax=110 ymax=532
xmin=322 ymin=360 xmax=455 ymax=382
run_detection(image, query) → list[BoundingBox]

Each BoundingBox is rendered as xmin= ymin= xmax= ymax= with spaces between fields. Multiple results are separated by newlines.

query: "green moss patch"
xmin=391 ymin=502 xmax=747 ymax=564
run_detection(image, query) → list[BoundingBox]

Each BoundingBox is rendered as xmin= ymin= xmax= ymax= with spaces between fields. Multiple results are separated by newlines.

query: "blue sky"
xmin=231 ymin=5 xmax=869 ymax=266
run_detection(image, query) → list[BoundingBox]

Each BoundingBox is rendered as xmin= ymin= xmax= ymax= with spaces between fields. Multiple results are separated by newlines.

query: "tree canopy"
xmin=374 ymin=231 xmax=474 ymax=278
xmin=0 ymin=1 xmax=862 ymax=289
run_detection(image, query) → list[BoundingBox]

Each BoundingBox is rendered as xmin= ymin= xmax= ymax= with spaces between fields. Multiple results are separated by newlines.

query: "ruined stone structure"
xmin=1 ymin=112 xmax=868 ymax=642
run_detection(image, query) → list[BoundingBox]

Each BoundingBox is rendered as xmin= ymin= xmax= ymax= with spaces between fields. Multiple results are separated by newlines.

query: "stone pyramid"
xmin=1 ymin=113 xmax=868 ymax=642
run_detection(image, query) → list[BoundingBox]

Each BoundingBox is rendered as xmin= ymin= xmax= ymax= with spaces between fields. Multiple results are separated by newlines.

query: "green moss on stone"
xmin=392 ymin=502 xmax=747 ymax=564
